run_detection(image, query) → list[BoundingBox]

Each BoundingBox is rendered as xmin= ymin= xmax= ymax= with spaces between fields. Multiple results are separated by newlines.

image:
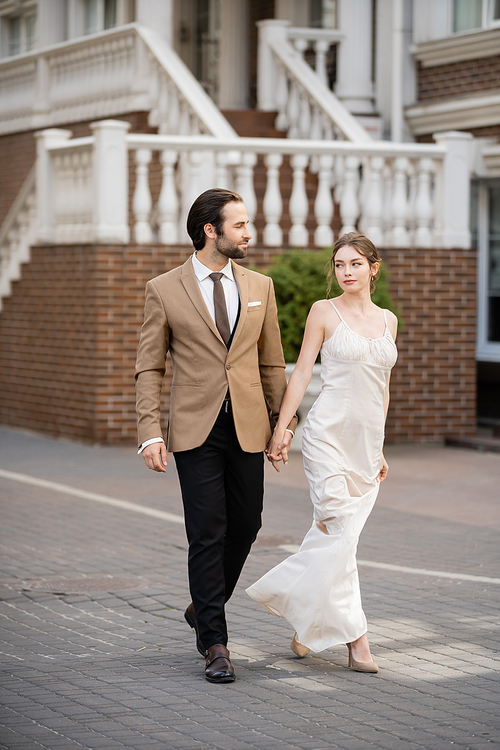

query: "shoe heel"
xmin=290 ymin=634 xmax=310 ymax=658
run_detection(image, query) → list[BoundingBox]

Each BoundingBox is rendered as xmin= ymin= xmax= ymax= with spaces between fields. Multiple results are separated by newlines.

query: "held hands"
xmin=265 ymin=429 xmax=293 ymax=473
xmin=377 ymin=453 xmax=389 ymax=482
xmin=142 ymin=442 xmax=168 ymax=473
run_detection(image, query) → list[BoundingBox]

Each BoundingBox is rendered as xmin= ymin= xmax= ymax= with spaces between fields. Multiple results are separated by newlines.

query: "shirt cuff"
xmin=138 ymin=437 xmax=165 ymax=455
xmin=285 ymin=428 xmax=295 ymax=437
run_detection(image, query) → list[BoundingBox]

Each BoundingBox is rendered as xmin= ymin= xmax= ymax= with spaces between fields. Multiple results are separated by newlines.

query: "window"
xmin=452 ymin=0 xmax=500 ymax=32
xmin=83 ymin=0 xmax=117 ymax=35
xmin=487 ymin=187 xmax=500 ymax=342
xmin=6 ymin=11 xmax=36 ymax=56
xmin=310 ymin=0 xmax=337 ymax=29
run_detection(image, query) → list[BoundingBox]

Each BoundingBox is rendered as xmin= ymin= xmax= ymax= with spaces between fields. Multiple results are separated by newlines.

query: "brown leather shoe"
xmin=205 ymin=644 xmax=235 ymax=683
xmin=184 ymin=603 xmax=205 ymax=657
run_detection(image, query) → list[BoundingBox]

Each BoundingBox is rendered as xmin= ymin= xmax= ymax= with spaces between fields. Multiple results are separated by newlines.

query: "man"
xmin=135 ymin=188 xmax=297 ymax=683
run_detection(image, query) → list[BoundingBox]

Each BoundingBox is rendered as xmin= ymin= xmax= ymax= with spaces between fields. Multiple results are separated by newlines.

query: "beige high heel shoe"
xmin=347 ymin=642 xmax=378 ymax=673
xmin=290 ymin=633 xmax=310 ymax=657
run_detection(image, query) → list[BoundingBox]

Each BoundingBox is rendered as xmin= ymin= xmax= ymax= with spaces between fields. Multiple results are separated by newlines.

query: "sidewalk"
xmin=0 ymin=424 xmax=499 ymax=750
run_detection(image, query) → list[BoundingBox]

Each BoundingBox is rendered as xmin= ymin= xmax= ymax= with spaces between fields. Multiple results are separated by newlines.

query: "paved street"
xmin=0 ymin=424 xmax=499 ymax=750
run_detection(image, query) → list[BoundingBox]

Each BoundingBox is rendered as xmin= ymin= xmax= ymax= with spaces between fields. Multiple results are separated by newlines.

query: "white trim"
xmin=412 ymin=26 xmax=500 ymax=66
xmin=476 ymin=181 xmax=500 ymax=362
xmin=405 ymin=92 xmax=500 ymax=135
xmin=482 ymin=143 xmax=500 ymax=176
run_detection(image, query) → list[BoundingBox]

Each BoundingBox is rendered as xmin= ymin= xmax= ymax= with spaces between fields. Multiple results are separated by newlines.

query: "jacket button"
xmin=226 ymin=364 xmax=231 ymax=370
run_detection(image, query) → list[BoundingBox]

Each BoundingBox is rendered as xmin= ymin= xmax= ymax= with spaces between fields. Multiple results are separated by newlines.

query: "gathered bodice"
xmin=321 ymin=302 xmax=398 ymax=374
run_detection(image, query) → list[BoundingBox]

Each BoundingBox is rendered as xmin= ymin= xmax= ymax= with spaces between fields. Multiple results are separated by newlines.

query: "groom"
xmin=135 ymin=188 xmax=296 ymax=683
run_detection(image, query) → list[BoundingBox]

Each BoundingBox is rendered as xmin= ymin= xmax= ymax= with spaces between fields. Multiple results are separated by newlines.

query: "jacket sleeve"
xmin=135 ymin=280 xmax=170 ymax=448
xmin=258 ymin=277 xmax=298 ymax=434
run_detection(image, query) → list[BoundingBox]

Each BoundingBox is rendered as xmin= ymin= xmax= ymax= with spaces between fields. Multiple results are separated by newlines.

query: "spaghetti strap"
xmin=382 ymin=308 xmax=387 ymax=325
xmin=329 ymin=299 xmax=345 ymax=323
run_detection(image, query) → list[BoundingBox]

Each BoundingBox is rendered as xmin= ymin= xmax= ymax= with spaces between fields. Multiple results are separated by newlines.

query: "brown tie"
xmin=209 ymin=272 xmax=231 ymax=347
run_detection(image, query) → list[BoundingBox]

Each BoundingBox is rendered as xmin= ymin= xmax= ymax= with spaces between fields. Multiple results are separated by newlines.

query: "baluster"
xmin=189 ymin=115 xmax=200 ymax=136
xmin=298 ymin=91 xmax=312 ymax=138
xmin=382 ymin=163 xmax=393 ymax=247
xmin=415 ymin=158 xmax=433 ymax=248
xmin=167 ymin=84 xmax=180 ymax=134
xmin=133 ymin=148 xmax=153 ymax=243
xmin=314 ymin=39 xmax=329 ymax=87
xmin=391 ymin=157 xmax=409 ymax=247
xmin=263 ymin=153 xmax=283 ymax=247
xmin=293 ymin=37 xmax=308 ymax=62
xmin=286 ymin=81 xmax=300 ymax=138
xmin=363 ymin=156 xmax=384 ymax=247
xmin=322 ymin=113 xmax=334 ymax=141
xmin=406 ymin=162 xmax=417 ymax=246
xmin=309 ymin=106 xmax=322 ymax=174
xmin=339 ymin=156 xmax=360 ymax=235
xmin=215 ymin=151 xmax=230 ymax=188
xmin=275 ymin=63 xmax=288 ymax=131
xmin=358 ymin=158 xmax=370 ymax=235
xmin=334 ymin=154 xmax=344 ymax=204
xmin=314 ymin=154 xmax=334 ymax=247
xmin=235 ymin=152 xmax=257 ymax=241
xmin=158 ymin=150 xmax=179 ymax=244
xmin=289 ymin=153 xmax=309 ymax=248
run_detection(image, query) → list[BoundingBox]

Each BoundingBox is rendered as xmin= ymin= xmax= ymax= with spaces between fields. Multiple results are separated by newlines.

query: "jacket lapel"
xmin=230 ymin=261 xmax=248 ymax=349
xmin=180 ymin=257 xmax=224 ymax=344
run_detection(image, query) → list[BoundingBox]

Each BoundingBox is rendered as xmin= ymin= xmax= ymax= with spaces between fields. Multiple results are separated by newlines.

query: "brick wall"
xmin=417 ymin=55 xmax=500 ymax=102
xmin=383 ymin=246 xmax=477 ymax=442
xmin=0 ymin=243 xmax=476 ymax=445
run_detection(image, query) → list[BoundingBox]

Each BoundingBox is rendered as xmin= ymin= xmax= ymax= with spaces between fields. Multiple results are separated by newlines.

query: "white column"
xmin=35 ymin=128 xmax=72 ymax=244
xmin=391 ymin=157 xmax=409 ymax=247
xmin=391 ymin=0 xmax=404 ymax=142
xmin=219 ymin=0 xmax=248 ymax=109
xmin=335 ymin=0 xmax=374 ymax=114
xmin=433 ymin=131 xmax=472 ymax=249
xmin=257 ymin=20 xmax=290 ymax=111
xmin=37 ymin=0 xmax=67 ymax=47
xmin=90 ymin=120 xmax=131 ymax=244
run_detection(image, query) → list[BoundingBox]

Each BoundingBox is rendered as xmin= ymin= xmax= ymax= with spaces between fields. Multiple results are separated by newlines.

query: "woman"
xmin=246 ymin=233 xmax=398 ymax=672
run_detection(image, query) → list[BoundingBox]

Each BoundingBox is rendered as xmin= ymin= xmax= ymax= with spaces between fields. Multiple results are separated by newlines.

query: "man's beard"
xmin=214 ymin=233 xmax=247 ymax=259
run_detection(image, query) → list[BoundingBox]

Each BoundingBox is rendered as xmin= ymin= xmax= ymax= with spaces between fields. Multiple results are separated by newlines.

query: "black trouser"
xmin=174 ymin=402 xmax=264 ymax=650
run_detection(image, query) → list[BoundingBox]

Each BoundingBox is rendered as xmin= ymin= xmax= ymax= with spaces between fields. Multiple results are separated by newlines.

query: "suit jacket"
xmin=135 ymin=257 xmax=297 ymax=453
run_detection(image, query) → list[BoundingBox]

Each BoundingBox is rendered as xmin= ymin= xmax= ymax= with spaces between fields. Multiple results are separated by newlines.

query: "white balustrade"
xmin=289 ymin=153 xmax=309 ymax=248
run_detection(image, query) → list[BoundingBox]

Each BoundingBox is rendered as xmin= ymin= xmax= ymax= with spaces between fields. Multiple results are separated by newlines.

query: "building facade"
xmin=0 ymin=0 xmax=498 ymax=444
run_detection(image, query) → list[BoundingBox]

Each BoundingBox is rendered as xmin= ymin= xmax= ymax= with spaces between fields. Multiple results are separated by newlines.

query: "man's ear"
xmin=204 ymin=223 xmax=216 ymax=240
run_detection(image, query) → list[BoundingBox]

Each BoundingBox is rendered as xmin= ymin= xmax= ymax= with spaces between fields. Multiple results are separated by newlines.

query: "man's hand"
xmin=142 ymin=442 xmax=168 ymax=473
xmin=376 ymin=453 xmax=389 ymax=482
xmin=265 ymin=430 xmax=293 ymax=473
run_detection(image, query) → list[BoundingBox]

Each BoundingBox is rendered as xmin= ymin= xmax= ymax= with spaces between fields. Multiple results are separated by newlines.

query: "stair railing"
xmin=257 ymin=20 xmax=370 ymax=143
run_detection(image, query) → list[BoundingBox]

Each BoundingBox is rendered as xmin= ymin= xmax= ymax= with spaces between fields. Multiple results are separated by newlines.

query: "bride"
xmin=246 ymin=232 xmax=398 ymax=672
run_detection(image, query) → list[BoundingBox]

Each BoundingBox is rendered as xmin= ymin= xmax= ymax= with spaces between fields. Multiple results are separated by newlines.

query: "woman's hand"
xmin=265 ymin=430 xmax=292 ymax=472
xmin=377 ymin=453 xmax=389 ymax=482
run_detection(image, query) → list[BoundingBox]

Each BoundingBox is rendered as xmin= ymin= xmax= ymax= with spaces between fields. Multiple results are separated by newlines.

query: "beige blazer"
xmin=135 ymin=257 xmax=297 ymax=453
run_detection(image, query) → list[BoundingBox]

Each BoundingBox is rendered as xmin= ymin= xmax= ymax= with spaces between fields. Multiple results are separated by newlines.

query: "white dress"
xmin=246 ymin=301 xmax=398 ymax=653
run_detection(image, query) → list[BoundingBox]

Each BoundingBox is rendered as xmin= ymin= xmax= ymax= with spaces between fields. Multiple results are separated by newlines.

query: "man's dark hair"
xmin=187 ymin=188 xmax=243 ymax=251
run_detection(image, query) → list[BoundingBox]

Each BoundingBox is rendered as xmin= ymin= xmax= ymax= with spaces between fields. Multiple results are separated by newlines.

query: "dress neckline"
xmin=329 ymin=300 xmax=388 ymax=342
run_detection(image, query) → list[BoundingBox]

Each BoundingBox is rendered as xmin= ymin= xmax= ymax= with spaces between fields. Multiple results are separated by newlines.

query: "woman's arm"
xmin=267 ymin=301 xmax=329 ymax=467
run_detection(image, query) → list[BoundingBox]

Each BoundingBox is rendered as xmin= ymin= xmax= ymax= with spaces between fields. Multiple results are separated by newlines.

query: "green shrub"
xmin=260 ymin=249 xmax=400 ymax=362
